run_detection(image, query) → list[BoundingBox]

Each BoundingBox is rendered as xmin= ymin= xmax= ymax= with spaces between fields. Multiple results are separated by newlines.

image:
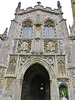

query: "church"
xmin=0 ymin=1 xmax=75 ymax=100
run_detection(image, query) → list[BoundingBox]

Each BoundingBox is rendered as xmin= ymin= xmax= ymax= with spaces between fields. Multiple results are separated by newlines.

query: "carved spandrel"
xmin=44 ymin=40 xmax=58 ymax=53
xmin=20 ymin=56 xmax=26 ymax=66
xmin=45 ymin=56 xmax=55 ymax=67
xmin=57 ymin=56 xmax=66 ymax=76
xmin=17 ymin=39 xmax=31 ymax=53
xmin=19 ymin=56 xmax=30 ymax=72
xmin=18 ymin=56 xmax=55 ymax=74
xmin=6 ymin=56 xmax=18 ymax=75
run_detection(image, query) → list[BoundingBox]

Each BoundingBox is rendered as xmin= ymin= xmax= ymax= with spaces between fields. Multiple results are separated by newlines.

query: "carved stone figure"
xmin=57 ymin=1 xmax=61 ymax=8
xmin=44 ymin=40 xmax=58 ymax=53
xmin=21 ymin=42 xmax=28 ymax=52
xmin=47 ymin=42 xmax=55 ymax=51
xmin=17 ymin=40 xmax=31 ymax=53
xmin=15 ymin=2 xmax=21 ymax=13
xmin=17 ymin=2 xmax=21 ymax=9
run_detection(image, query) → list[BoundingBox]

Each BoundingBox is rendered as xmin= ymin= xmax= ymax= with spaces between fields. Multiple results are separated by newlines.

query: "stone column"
xmin=40 ymin=25 xmax=43 ymax=53
xmin=50 ymin=79 xmax=59 ymax=100
xmin=36 ymin=38 xmax=39 ymax=54
xmin=14 ymin=79 xmax=23 ymax=100
xmin=31 ymin=25 xmax=35 ymax=53
xmin=68 ymin=79 xmax=75 ymax=100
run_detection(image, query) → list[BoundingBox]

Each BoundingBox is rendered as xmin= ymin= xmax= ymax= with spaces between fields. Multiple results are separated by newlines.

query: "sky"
xmin=0 ymin=0 xmax=73 ymax=34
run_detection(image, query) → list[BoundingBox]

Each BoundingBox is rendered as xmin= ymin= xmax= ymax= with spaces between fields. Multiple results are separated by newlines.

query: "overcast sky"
xmin=0 ymin=0 xmax=73 ymax=34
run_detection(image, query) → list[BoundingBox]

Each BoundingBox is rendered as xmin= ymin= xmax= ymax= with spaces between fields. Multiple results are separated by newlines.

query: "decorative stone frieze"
xmin=44 ymin=39 xmax=58 ymax=53
xmin=17 ymin=39 xmax=31 ymax=53
xmin=6 ymin=56 xmax=18 ymax=75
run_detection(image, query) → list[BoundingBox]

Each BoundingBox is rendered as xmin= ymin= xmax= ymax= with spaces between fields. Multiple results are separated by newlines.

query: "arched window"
xmin=44 ymin=21 xmax=55 ymax=38
xmin=59 ymin=85 xmax=69 ymax=100
xmin=21 ymin=21 xmax=32 ymax=38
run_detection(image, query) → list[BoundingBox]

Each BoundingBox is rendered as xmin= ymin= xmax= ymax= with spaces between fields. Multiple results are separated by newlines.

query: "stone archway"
xmin=21 ymin=63 xmax=50 ymax=100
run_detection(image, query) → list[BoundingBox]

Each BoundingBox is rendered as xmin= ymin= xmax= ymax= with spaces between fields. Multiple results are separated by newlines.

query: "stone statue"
xmin=57 ymin=1 xmax=61 ymax=8
xmin=15 ymin=2 xmax=21 ymax=13
xmin=17 ymin=2 xmax=21 ymax=9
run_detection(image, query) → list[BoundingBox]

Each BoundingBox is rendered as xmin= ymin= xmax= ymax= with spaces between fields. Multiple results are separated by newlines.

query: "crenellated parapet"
xmin=15 ymin=2 xmax=63 ymax=15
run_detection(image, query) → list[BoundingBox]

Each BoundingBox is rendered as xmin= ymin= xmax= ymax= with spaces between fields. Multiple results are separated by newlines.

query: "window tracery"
xmin=44 ymin=21 xmax=56 ymax=38
xmin=20 ymin=21 xmax=33 ymax=38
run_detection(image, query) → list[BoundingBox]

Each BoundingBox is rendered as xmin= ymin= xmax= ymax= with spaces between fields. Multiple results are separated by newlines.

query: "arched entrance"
xmin=21 ymin=63 xmax=50 ymax=100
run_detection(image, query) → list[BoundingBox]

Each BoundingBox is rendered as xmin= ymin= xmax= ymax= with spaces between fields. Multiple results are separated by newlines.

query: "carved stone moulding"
xmin=6 ymin=55 xmax=18 ymax=76
xmin=57 ymin=78 xmax=69 ymax=91
xmin=44 ymin=39 xmax=58 ymax=53
xmin=3 ymin=78 xmax=16 ymax=99
xmin=57 ymin=56 xmax=66 ymax=77
xmin=69 ymin=68 xmax=75 ymax=93
xmin=17 ymin=39 xmax=31 ymax=53
xmin=0 ymin=66 xmax=6 ymax=94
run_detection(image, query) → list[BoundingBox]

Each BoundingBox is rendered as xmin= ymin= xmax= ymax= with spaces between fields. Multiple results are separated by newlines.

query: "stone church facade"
xmin=0 ymin=1 xmax=75 ymax=100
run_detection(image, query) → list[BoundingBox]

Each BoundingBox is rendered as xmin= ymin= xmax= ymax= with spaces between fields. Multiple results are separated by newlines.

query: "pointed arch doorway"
xmin=21 ymin=63 xmax=50 ymax=100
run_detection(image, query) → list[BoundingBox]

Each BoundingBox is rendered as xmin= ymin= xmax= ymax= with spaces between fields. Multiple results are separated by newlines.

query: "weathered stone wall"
xmin=0 ymin=2 xmax=75 ymax=100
